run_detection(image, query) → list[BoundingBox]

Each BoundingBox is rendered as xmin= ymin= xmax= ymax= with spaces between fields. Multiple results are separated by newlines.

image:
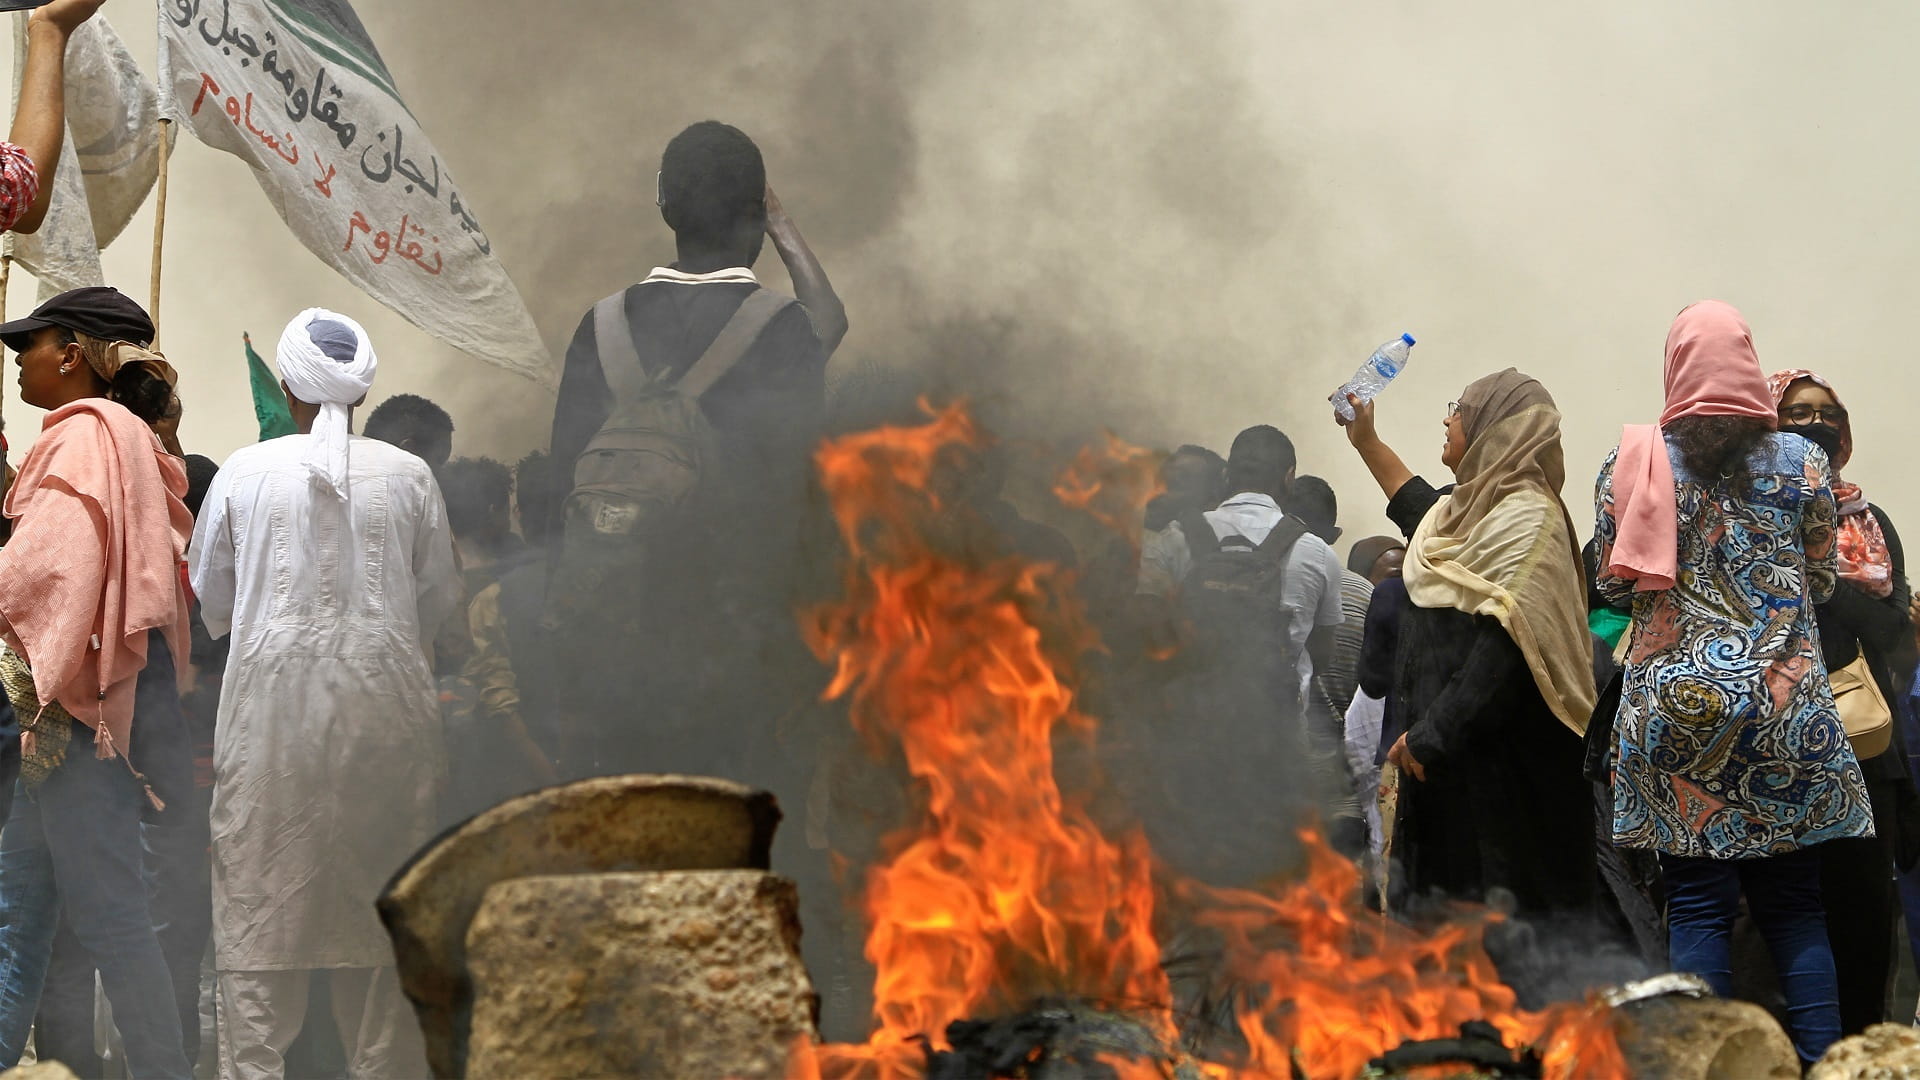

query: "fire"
xmin=1052 ymin=431 xmax=1163 ymax=549
xmin=792 ymin=403 xmax=1626 ymax=1080
xmin=1184 ymin=835 xmax=1628 ymax=1079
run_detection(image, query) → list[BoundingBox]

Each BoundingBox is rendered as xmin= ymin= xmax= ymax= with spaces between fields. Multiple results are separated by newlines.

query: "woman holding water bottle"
xmin=1335 ymin=369 xmax=1599 ymax=1004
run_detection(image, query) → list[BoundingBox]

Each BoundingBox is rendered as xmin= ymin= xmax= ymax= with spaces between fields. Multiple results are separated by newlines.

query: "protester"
xmin=1134 ymin=425 xmax=1346 ymax=884
xmin=1594 ymin=301 xmax=1870 ymax=1064
xmin=1898 ymin=636 xmax=1920 ymax=1022
xmin=441 ymin=456 xmax=530 ymax=580
xmin=0 ymin=288 xmax=192 ymax=1078
xmin=546 ymin=119 xmax=834 ymax=779
xmin=440 ymin=455 xmax=554 ymax=820
xmin=1288 ymin=474 xmax=1372 ymax=855
xmin=1143 ymin=444 xmax=1228 ymax=534
xmin=1346 ymin=535 xmax=1405 ymax=586
xmin=933 ymin=441 xmax=1079 ymax=570
xmin=362 ymin=392 xmax=454 ymax=476
xmin=1768 ymin=368 xmax=1920 ymax=1034
xmin=191 ymin=310 xmax=457 ymax=1079
xmin=1338 ymin=370 xmax=1598 ymax=1000
xmin=466 ymin=451 xmax=563 ymax=765
xmin=27 ymin=457 xmax=217 ymax=1080
xmin=1342 ymin=533 xmax=1408 ymax=857
xmin=0 ymin=0 xmax=111 ymax=236
xmin=167 ymin=451 xmax=225 ymax=1070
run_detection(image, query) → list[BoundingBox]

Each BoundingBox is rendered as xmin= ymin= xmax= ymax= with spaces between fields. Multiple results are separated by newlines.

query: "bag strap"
xmin=1256 ymin=515 xmax=1310 ymax=561
xmin=592 ymin=287 xmax=653 ymax=403
xmin=678 ymin=288 xmax=794 ymax=401
xmin=1178 ymin=509 xmax=1221 ymax=557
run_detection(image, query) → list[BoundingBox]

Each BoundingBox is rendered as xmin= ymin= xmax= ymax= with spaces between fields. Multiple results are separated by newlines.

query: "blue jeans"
xmin=1662 ymin=846 xmax=1841 ymax=1063
xmin=0 ymin=719 xmax=190 ymax=1079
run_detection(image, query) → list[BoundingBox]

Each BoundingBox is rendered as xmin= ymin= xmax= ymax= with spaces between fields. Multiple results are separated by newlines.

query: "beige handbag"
xmin=1831 ymin=654 xmax=1893 ymax=759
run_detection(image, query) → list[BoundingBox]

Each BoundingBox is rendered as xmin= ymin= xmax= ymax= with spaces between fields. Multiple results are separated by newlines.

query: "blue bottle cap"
xmin=1401 ymin=333 xmax=1416 ymax=346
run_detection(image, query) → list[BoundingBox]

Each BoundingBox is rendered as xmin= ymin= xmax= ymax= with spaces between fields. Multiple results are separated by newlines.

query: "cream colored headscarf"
xmin=1403 ymin=369 xmax=1596 ymax=735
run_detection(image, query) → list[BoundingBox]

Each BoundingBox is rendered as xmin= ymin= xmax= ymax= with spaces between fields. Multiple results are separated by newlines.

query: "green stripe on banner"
xmin=261 ymin=0 xmax=406 ymax=108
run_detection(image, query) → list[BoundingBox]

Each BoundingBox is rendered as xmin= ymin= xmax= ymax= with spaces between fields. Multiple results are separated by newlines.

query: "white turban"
xmin=276 ymin=308 xmax=377 ymax=500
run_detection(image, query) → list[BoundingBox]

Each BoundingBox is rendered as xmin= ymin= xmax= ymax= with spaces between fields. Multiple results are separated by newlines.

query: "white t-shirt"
xmin=1137 ymin=492 xmax=1347 ymax=703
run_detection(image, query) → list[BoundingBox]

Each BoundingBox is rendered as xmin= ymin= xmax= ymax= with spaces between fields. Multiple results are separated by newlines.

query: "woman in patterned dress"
xmin=1596 ymin=301 xmax=1872 ymax=1065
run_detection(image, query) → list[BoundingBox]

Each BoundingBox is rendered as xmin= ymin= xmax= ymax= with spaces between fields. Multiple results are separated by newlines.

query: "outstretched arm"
xmin=765 ymin=185 xmax=848 ymax=356
xmin=1338 ymin=394 xmax=1415 ymax=502
xmin=8 ymin=0 xmax=108 ymax=234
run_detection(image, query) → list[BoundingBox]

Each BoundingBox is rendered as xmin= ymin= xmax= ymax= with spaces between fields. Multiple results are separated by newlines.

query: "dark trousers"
xmin=0 ymin=634 xmax=194 ymax=1080
xmin=0 ymin=720 xmax=190 ymax=1079
xmin=35 ymin=918 xmax=102 ymax=1076
xmin=1821 ymin=830 xmax=1897 ymax=1035
xmin=1662 ymin=846 xmax=1841 ymax=1064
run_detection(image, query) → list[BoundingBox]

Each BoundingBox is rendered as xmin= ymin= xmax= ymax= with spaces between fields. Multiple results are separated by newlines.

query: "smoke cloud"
xmin=11 ymin=1 xmax=1910 ymax=541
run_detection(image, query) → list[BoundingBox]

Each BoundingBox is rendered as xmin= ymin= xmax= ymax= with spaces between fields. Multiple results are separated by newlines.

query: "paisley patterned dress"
xmin=1596 ymin=433 xmax=1872 ymax=859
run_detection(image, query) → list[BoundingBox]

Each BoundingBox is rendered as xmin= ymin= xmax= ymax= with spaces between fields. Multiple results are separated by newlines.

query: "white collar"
xmin=642 ymin=265 xmax=759 ymax=285
xmin=1217 ymin=492 xmax=1281 ymax=510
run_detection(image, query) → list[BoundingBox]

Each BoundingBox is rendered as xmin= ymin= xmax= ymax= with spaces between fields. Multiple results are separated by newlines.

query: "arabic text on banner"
xmin=157 ymin=0 xmax=553 ymax=385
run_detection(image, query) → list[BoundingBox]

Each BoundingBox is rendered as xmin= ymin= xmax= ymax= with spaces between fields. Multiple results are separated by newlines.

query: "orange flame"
xmin=1052 ymin=432 xmax=1163 ymax=550
xmin=792 ymin=403 xmax=1626 ymax=1080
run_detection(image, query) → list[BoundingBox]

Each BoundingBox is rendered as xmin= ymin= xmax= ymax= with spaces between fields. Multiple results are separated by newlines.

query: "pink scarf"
xmin=1607 ymin=301 xmax=1776 ymax=591
xmin=1767 ymin=368 xmax=1892 ymax=598
xmin=0 ymin=399 xmax=190 ymax=760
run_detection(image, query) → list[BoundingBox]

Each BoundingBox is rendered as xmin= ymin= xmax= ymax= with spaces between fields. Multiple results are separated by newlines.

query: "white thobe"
xmin=190 ymin=434 xmax=458 ymax=971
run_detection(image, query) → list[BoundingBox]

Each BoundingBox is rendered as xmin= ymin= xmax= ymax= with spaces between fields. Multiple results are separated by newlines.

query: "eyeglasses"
xmin=1780 ymin=404 xmax=1848 ymax=426
xmin=1446 ymin=401 xmax=1462 ymax=418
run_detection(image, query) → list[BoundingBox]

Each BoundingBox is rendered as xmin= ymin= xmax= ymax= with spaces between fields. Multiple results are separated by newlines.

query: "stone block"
xmin=464 ymin=870 xmax=815 ymax=1080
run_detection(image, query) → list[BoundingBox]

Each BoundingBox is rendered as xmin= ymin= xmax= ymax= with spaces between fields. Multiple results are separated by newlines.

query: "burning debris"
xmin=784 ymin=403 xmax=1630 ymax=1080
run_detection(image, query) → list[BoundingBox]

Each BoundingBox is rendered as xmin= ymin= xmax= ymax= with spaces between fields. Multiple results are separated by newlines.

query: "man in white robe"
xmin=190 ymin=310 xmax=457 ymax=1080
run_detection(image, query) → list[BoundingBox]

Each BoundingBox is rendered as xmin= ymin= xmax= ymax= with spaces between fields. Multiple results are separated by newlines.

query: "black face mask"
xmin=1786 ymin=421 xmax=1844 ymax=461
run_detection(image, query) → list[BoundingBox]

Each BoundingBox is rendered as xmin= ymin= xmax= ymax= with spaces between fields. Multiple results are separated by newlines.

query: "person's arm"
xmin=1129 ymin=523 xmax=1189 ymax=659
xmin=413 ymin=474 xmax=462 ymax=638
xmin=1396 ymin=618 xmax=1530 ymax=776
xmin=466 ymin=583 xmax=558 ymax=785
xmin=7 ymin=1 xmax=107 ymax=234
xmin=1356 ymin=581 xmax=1400 ymax=700
xmin=1339 ymin=394 xmax=1415 ymax=503
xmin=765 ymin=185 xmax=847 ymax=357
xmin=186 ymin=466 xmax=237 ymax=640
xmin=1299 ymin=543 xmax=1345 ymax=673
xmin=1804 ymin=448 xmax=1839 ymax=606
xmin=1592 ymin=449 xmax=1637 ymax=606
xmin=1822 ymin=505 xmax=1914 ymax=674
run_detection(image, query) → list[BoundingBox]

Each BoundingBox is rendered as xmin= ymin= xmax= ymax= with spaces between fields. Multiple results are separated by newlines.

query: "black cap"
xmin=0 ymin=286 xmax=154 ymax=353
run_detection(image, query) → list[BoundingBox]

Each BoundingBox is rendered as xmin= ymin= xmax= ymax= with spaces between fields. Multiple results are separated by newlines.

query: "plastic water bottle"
xmin=1331 ymin=333 xmax=1416 ymax=422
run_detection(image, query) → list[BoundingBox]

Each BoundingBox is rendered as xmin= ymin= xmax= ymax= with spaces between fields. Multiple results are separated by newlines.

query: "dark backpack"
xmin=1175 ymin=508 xmax=1311 ymax=717
xmin=559 ymin=285 xmax=794 ymax=557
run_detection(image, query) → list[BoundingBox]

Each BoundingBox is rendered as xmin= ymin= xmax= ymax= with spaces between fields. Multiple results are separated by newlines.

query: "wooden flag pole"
xmin=149 ymin=118 xmax=172 ymax=343
xmin=0 ymin=250 xmax=10 ymax=429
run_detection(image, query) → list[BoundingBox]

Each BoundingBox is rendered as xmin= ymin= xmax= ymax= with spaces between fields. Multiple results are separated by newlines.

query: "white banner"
xmin=157 ymin=0 xmax=553 ymax=385
xmin=7 ymin=16 xmax=161 ymax=299
xmin=68 ymin=15 xmax=162 ymax=250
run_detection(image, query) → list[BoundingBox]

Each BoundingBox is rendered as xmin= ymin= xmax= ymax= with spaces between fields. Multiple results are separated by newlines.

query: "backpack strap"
xmin=678 ymin=288 xmax=795 ymax=400
xmin=1257 ymin=515 xmax=1311 ymax=561
xmin=1178 ymin=509 xmax=1221 ymax=557
xmin=592 ymin=287 xmax=654 ymax=403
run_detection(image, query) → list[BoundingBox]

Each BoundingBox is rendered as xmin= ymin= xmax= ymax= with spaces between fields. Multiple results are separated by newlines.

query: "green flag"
xmin=245 ymin=332 xmax=297 ymax=441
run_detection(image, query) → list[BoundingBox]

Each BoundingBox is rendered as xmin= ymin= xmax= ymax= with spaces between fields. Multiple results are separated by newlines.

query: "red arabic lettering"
xmin=343 ymin=210 xmax=443 ymax=276
xmin=194 ymin=72 xmax=301 ymax=166
xmin=312 ymin=158 xmax=336 ymax=198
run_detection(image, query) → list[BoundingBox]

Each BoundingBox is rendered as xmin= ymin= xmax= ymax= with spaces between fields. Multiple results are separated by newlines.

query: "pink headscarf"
xmin=1606 ymin=301 xmax=1776 ymax=591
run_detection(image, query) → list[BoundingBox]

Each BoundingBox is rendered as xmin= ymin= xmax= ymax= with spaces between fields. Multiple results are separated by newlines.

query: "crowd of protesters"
xmin=0 ymin=13 xmax=1909 ymax=1072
